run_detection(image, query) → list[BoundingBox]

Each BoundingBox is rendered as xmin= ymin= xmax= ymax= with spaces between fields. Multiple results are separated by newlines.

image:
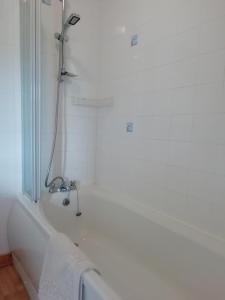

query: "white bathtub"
xmin=7 ymin=189 xmax=120 ymax=300
xmin=7 ymin=186 xmax=225 ymax=300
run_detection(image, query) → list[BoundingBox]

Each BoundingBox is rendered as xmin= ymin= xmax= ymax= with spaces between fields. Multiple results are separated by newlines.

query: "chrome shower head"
xmin=64 ymin=13 xmax=80 ymax=30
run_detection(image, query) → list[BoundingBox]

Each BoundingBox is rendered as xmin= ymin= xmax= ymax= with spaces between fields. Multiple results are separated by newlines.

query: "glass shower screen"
xmin=20 ymin=0 xmax=40 ymax=201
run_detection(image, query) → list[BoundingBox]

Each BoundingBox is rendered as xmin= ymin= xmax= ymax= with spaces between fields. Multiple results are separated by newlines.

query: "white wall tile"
xmin=192 ymin=114 xmax=225 ymax=144
xmin=170 ymin=87 xmax=195 ymax=114
xmin=194 ymin=82 xmax=225 ymax=114
xmin=151 ymin=91 xmax=172 ymax=115
xmin=151 ymin=116 xmax=171 ymax=140
xmin=198 ymin=0 xmax=225 ymax=23
xmin=189 ymin=144 xmax=225 ymax=175
xmin=136 ymin=116 xmax=153 ymax=139
xmin=150 ymin=140 xmax=170 ymax=164
xmin=197 ymin=51 xmax=225 ymax=85
xmin=156 ymin=58 xmax=198 ymax=90
xmin=199 ymin=17 xmax=225 ymax=53
xmin=168 ymin=142 xmax=191 ymax=167
xmin=96 ymin=0 xmax=225 ymax=240
xmin=188 ymin=170 xmax=225 ymax=203
xmin=164 ymin=165 xmax=189 ymax=195
xmin=154 ymin=28 xmax=199 ymax=66
xmin=170 ymin=115 xmax=193 ymax=141
xmin=134 ymin=159 xmax=166 ymax=188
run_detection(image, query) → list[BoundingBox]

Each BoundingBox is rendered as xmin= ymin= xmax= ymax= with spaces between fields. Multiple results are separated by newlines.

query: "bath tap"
xmin=49 ymin=180 xmax=79 ymax=194
xmin=59 ymin=181 xmax=82 ymax=217
xmin=48 ymin=179 xmax=81 ymax=216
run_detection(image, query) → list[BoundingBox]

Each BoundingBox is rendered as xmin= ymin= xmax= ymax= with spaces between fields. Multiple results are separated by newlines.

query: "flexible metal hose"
xmin=44 ymin=38 xmax=65 ymax=188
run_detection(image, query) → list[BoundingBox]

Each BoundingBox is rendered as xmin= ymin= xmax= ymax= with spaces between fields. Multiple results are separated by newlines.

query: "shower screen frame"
xmin=20 ymin=0 xmax=41 ymax=202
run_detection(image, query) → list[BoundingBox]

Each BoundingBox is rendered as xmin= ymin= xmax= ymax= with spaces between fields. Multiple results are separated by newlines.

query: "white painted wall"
xmin=0 ymin=0 xmax=21 ymax=254
xmin=96 ymin=0 xmax=225 ymax=240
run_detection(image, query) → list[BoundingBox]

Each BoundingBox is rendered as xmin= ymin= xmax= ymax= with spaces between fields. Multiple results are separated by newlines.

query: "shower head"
xmin=64 ymin=13 xmax=80 ymax=30
xmin=54 ymin=13 xmax=80 ymax=41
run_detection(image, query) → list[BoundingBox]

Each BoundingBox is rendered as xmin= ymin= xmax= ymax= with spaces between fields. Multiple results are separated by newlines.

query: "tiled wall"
xmin=40 ymin=0 xmax=100 ymax=189
xmin=96 ymin=0 xmax=225 ymax=240
xmin=0 ymin=0 xmax=21 ymax=253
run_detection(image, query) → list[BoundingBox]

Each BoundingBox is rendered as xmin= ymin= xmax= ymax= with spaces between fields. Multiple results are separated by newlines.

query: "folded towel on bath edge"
xmin=38 ymin=232 xmax=98 ymax=300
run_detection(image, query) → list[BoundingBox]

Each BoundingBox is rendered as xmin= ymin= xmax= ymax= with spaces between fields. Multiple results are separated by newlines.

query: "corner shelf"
xmin=71 ymin=96 xmax=114 ymax=108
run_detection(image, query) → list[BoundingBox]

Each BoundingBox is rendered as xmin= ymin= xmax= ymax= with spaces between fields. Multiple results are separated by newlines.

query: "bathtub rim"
xmin=22 ymin=185 xmax=225 ymax=259
xmin=56 ymin=185 xmax=225 ymax=259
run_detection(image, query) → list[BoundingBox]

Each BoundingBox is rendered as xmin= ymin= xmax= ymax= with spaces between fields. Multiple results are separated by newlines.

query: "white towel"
xmin=38 ymin=232 xmax=97 ymax=300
